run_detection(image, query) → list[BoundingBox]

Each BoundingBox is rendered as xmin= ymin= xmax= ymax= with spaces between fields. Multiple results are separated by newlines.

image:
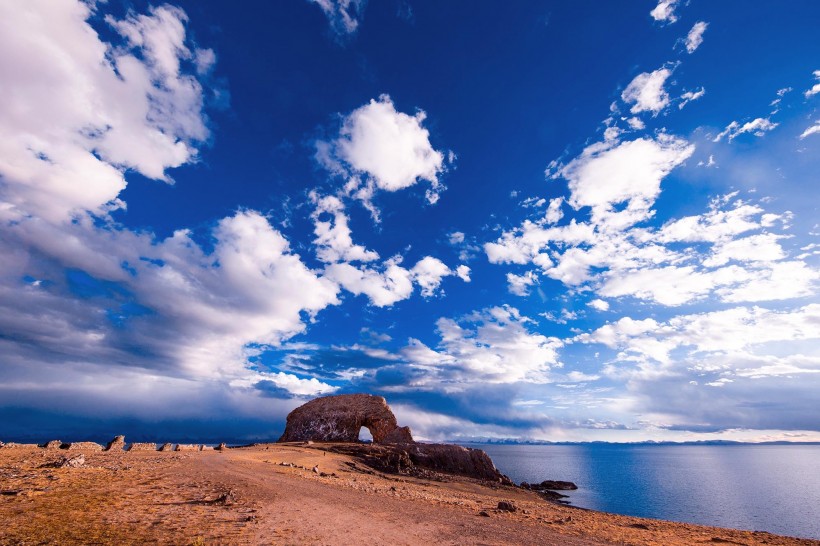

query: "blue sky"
xmin=1 ymin=0 xmax=819 ymax=443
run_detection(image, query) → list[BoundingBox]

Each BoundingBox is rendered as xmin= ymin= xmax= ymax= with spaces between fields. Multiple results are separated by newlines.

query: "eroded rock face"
xmin=105 ymin=435 xmax=126 ymax=451
xmin=279 ymin=394 xmax=414 ymax=444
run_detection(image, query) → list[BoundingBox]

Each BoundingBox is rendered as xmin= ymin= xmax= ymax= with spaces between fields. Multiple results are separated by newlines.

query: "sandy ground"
xmin=1 ymin=442 xmax=817 ymax=546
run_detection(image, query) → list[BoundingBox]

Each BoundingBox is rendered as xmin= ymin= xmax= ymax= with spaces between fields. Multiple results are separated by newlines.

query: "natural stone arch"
xmin=278 ymin=394 xmax=414 ymax=444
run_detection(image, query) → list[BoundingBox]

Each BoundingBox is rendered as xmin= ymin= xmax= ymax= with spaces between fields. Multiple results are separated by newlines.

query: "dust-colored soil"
xmin=1 ymin=443 xmax=817 ymax=545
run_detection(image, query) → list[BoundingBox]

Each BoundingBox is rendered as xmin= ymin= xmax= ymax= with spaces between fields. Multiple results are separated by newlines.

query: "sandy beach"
xmin=1 ymin=442 xmax=817 ymax=546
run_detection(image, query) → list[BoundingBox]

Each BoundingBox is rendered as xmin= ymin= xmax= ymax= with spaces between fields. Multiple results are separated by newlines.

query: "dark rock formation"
xmin=66 ymin=442 xmax=103 ymax=451
xmin=536 ymin=480 xmax=577 ymax=490
xmin=325 ymin=442 xmax=512 ymax=484
xmin=127 ymin=443 xmax=157 ymax=451
xmin=105 ymin=435 xmax=126 ymax=451
xmin=280 ymin=393 xmax=513 ymax=483
xmin=279 ymin=394 xmax=414 ymax=444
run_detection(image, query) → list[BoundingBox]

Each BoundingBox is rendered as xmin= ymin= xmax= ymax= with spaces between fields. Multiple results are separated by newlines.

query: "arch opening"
xmin=358 ymin=426 xmax=373 ymax=443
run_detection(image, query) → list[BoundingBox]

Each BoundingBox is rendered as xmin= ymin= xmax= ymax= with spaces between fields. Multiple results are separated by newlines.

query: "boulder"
xmin=65 ymin=442 xmax=103 ymax=451
xmin=127 ymin=443 xmax=157 ymax=451
xmin=278 ymin=394 xmax=414 ymax=444
xmin=497 ymin=501 xmax=517 ymax=512
xmin=41 ymin=440 xmax=64 ymax=449
xmin=158 ymin=443 xmax=174 ymax=451
xmin=105 ymin=435 xmax=126 ymax=451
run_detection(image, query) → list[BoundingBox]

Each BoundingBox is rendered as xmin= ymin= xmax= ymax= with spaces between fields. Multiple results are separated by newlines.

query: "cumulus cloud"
xmin=714 ymin=118 xmax=778 ymax=142
xmin=621 ymin=67 xmax=673 ymax=115
xmin=0 ymin=1 xmax=209 ymax=223
xmin=400 ymin=306 xmax=563 ymax=384
xmin=684 ymin=21 xmax=708 ymax=53
xmin=308 ymin=0 xmax=366 ymax=36
xmin=316 ymin=95 xmax=449 ymax=215
xmin=0 ymin=1 xmax=352 ymax=408
xmin=650 ymin=0 xmax=680 ymax=24
xmin=507 ymin=271 xmax=538 ymax=296
xmin=309 ymin=192 xmax=379 ymax=263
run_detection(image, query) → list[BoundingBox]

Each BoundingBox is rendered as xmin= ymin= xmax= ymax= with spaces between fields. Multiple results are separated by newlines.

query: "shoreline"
xmin=1 ymin=441 xmax=818 ymax=545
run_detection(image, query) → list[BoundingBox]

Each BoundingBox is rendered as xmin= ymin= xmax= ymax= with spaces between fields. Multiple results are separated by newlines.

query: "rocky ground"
xmin=1 ymin=442 xmax=817 ymax=545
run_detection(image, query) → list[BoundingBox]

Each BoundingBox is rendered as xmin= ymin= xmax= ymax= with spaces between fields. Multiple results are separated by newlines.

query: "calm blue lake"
xmin=469 ymin=443 xmax=820 ymax=540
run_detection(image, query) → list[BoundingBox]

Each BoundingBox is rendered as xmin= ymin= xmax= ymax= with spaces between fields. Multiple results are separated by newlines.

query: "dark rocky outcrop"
xmin=279 ymin=394 xmax=413 ymax=444
xmin=280 ymin=393 xmax=511 ymax=483
xmin=105 ymin=435 xmax=126 ymax=451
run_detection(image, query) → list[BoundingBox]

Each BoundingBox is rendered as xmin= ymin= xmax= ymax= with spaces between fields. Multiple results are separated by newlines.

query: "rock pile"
xmin=175 ymin=444 xmax=200 ymax=451
xmin=66 ymin=442 xmax=103 ymax=451
xmin=127 ymin=443 xmax=157 ymax=451
xmin=42 ymin=440 xmax=64 ymax=449
xmin=105 ymin=435 xmax=126 ymax=451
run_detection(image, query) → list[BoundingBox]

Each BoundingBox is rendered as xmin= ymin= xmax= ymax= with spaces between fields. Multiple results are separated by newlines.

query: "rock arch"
xmin=278 ymin=394 xmax=414 ymax=444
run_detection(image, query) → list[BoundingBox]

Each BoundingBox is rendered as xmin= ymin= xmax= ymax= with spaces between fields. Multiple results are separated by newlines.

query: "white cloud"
xmin=309 ymin=192 xmax=379 ymax=263
xmin=507 ymin=271 xmax=538 ymax=296
xmin=316 ymin=95 xmax=449 ymax=213
xmin=400 ymin=306 xmax=563 ymax=384
xmin=804 ymin=70 xmax=820 ymax=98
xmin=411 ymin=256 xmax=454 ymax=297
xmin=0 ymin=1 xmax=209 ymax=222
xmin=650 ymin=0 xmax=680 ymax=24
xmin=456 ymin=264 xmax=471 ymax=282
xmin=561 ymin=135 xmax=694 ymax=228
xmin=588 ymin=299 xmax=610 ymax=311
xmin=308 ymin=0 xmax=366 ymax=36
xmin=714 ymin=118 xmax=778 ymax=142
xmin=678 ymin=87 xmax=705 ymax=109
xmin=621 ymin=68 xmax=673 ymax=115
xmin=799 ymin=120 xmax=820 ymax=139
xmin=684 ymin=21 xmax=708 ymax=53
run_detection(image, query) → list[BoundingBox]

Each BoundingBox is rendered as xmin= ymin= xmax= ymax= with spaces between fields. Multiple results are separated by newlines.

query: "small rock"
xmin=629 ymin=523 xmax=651 ymax=530
xmin=312 ymin=465 xmax=320 ymax=474
xmin=60 ymin=454 xmax=85 ymax=468
xmin=497 ymin=501 xmax=517 ymax=512
xmin=478 ymin=511 xmax=490 ymax=517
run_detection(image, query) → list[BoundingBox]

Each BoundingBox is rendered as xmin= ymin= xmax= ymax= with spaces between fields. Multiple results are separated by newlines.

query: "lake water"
xmin=469 ymin=443 xmax=820 ymax=540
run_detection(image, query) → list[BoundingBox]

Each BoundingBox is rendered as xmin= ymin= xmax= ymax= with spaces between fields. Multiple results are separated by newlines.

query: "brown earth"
xmin=1 ymin=442 xmax=817 ymax=546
